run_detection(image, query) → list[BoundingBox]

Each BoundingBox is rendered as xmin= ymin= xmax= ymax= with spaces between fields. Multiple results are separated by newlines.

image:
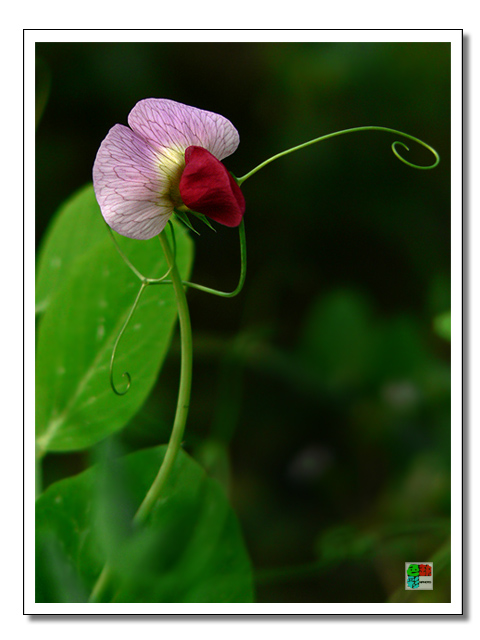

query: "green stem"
xmin=109 ymin=283 xmax=147 ymax=396
xmin=133 ymin=231 xmax=193 ymax=524
xmin=89 ymin=564 xmax=113 ymax=603
xmin=89 ymin=229 xmax=193 ymax=602
xmin=152 ymin=219 xmax=247 ymax=298
xmin=237 ymin=126 xmax=440 ymax=185
xmin=106 ymin=222 xmax=177 ymax=285
xmin=181 ymin=219 xmax=247 ymax=298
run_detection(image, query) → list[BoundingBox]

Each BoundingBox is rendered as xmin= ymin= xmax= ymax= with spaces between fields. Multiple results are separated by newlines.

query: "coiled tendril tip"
xmin=110 ymin=370 xmax=131 ymax=396
xmin=237 ymin=125 xmax=440 ymax=184
xmin=391 ymin=139 xmax=440 ymax=170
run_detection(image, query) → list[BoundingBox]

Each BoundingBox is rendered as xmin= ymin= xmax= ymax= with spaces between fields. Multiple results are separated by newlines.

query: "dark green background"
xmin=36 ymin=41 xmax=451 ymax=603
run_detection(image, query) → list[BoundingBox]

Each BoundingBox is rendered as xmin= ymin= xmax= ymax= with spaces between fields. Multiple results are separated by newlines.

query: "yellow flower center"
xmin=156 ymin=147 xmax=185 ymax=207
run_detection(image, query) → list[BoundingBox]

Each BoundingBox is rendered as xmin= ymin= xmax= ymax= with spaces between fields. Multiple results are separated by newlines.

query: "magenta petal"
xmin=179 ymin=146 xmax=245 ymax=227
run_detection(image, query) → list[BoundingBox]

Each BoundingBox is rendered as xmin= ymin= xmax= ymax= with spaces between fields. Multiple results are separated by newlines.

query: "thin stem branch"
xmin=237 ymin=126 xmax=440 ymax=185
xmin=152 ymin=219 xmax=247 ymax=298
xmin=181 ymin=219 xmax=247 ymax=298
xmin=109 ymin=283 xmax=146 ymax=396
xmin=106 ymin=221 xmax=177 ymax=285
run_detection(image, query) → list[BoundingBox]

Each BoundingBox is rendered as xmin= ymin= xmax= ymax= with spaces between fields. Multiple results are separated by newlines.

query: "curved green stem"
xmin=154 ymin=219 xmax=247 ymax=298
xmin=109 ymin=283 xmax=146 ymax=395
xmin=106 ymin=221 xmax=177 ymax=285
xmin=89 ymin=564 xmax=113 ymax=603
xmin=90 ymin=229 xmax=193 ymax=602
xmin=108 ymin=218 xmax=243 ymax=398
xmin=106 ymin=225 xmax=146 ymax=281
xmin=133 ymin=230 xmax=193 ymax=525
xmin=181 ymin=219 xmax=247 ymax=298
xmin=237 ymin=126 xmax=440 ymax=185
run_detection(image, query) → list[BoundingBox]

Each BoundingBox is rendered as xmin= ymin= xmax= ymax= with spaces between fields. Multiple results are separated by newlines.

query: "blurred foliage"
xmin=36 ymin=41 xmax=451 ymax=603
xmin=433 ymin=310 xmax=451 ymax=341
xmin=37 ymin=445 xmax=253 ymax=602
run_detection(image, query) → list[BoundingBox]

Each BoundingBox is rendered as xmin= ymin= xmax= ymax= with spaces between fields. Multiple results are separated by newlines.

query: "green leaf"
xmin=36 ymin=184 xmax=109 ymax=315
xmin=433 ymin=310 xmax=451 ymax=341
xmin=36 ymin=446 xmax=254 ymax=603
xmin=36 ymin=204 xmax=193 ymax=452
xmin=35 ymin=531 xmax=90 ymax=603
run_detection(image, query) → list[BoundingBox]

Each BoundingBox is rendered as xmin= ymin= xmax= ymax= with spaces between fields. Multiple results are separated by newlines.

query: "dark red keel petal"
xmin=179 ymin=146 xmax=245 ymax=227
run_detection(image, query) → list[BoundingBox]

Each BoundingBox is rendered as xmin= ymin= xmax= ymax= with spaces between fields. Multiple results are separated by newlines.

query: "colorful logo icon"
xmin=405 ymin=562 xmax=433 ymax=590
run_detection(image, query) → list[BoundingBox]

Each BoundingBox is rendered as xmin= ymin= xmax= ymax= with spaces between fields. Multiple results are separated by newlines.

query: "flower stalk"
xmin=90 ymin=228 xmax=192 ymax=602
xmin=133 ymin=230 xmax=193 ymax=525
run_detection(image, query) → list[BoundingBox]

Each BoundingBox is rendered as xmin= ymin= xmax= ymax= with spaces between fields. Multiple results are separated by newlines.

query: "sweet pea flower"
xmin=93 ymin=98 xmax=245 ymax=239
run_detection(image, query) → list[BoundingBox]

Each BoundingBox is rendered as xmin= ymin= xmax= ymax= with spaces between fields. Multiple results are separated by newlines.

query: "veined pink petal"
xmin=94 ymin=99 xmax=243 ymax=239
xmin=128 ymin=98 xmax=240 ymax=161
xmin=93 ymin=124 xmax=173 ymax=239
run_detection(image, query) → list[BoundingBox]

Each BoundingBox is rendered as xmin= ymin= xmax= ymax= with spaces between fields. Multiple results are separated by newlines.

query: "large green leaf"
xmin=36 ymin=446 xmax=254 ymax=603
xmin=36 ymin=184 xmax=109 ymax=314
xmin=36 ymin=201 xmax=193 ymax=452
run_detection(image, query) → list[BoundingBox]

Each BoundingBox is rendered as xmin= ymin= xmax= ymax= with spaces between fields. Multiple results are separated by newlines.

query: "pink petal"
xmin=93 ymin=124 xmax=172 ymax=239
xmin=128 ymin=98 xmax=240 ymax=161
